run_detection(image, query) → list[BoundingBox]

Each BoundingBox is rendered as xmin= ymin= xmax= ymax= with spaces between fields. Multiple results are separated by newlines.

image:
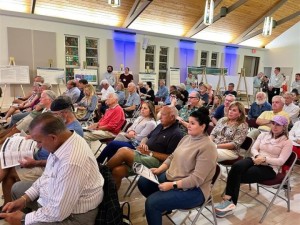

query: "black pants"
xmin=225 ymin=157 xmax=276 ymax=205
xmin=268 ymin=88 xmax=280 ymax=104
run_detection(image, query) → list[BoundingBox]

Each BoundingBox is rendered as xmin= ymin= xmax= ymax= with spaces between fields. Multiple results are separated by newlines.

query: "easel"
xmin=236 ymin=68 xmax=250 ymax=107
xmin=57 ymin=77 xmax=65 ymax=95
xmin=215 ymin=68 xmax=227 ymax=95
xmin=199 ymin=67 xmax=208 ymax=84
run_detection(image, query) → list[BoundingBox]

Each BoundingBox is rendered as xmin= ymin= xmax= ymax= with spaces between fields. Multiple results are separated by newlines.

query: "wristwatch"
xmin=149 ymin=151 xmax=153 ymax=157
xmin=173 ymin=181 xmax=178 ymax=189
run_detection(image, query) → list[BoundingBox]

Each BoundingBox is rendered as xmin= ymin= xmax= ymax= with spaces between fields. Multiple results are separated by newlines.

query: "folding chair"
xmin=165 ymin=164 xmax=221 ymax=225
xmin=247 ymin=151 xmax=297 ymax=223
xmin=123 ymin=174 xmax=139 ymax=197
xmin=219 ymin=136 xmax=254 ymax=175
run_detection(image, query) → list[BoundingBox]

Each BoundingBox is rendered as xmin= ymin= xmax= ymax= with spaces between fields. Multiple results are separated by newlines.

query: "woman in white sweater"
xmin=137 ymin=107 xmax=217 ymax=225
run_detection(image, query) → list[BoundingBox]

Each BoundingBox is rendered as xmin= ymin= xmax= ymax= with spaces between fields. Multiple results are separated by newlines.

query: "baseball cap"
xmin=50 ymin=96 xmax=74 ymax=111
xmin=271 ymin=115 xmax=288 ymax=126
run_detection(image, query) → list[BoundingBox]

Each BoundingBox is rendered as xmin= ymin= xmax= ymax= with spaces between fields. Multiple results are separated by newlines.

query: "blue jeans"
xmin=96 ymin=140 xmax=135 ymax=163
xmin=9 ymin=111 xmax=30 ymax=127
xmin=138 ymin=172 xmax=205 ymax=225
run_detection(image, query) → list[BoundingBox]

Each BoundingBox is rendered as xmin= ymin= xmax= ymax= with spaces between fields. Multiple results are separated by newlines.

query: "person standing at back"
xmin=268 ymin=67 xmax=284 ymax=104
xmin=119 ymin=67 xmax=133 ymax=98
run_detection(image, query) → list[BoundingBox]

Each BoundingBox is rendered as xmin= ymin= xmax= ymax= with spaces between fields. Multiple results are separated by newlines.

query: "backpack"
xmin=121 ymin=201 xmax=132 ymax=225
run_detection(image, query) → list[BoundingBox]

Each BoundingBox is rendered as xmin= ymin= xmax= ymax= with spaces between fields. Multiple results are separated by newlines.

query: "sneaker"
xmin=216 ymin=209 xmax=234 ymax=218
xmin=215 ymin=200 xmax=236 ymax=212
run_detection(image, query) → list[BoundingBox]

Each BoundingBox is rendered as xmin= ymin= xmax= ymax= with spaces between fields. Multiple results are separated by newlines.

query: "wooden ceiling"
xmin=0 ymin=0 xmax=299 ymax=47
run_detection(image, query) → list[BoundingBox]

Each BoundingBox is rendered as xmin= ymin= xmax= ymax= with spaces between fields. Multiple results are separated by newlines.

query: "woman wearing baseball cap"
xmin=215 ymin=115 xmax=292 ymax=218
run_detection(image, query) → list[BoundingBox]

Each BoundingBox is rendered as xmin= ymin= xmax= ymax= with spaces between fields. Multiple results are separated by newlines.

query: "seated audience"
xmin=140 ymin=82 xmax=155 ymax=102
xmin=8 ymin=84 xmax=52 ymax=128
xmin=98 ymin=79 xmax=115 ymax=115
xmin=155 ymin=79 xmax=169 ymax=103
xmin=185 ymin=73 xmax=195 ymax=91
xmin=84 ymin=93 xmax=125 ymax=144
xmin=164 ymin=85 xmax=177 ymax=105
xmin=123 ymin=82 xmax=141 ymax=118
xmin=207 ymin=83 xmax=214 ymax=105
xmin=75 ymin=79 xmax=88 ymax=103
xmin=115 ymin=82 xmax=126 ymax=106
xmin=175 ymin=92 xmax=203 ymax=134
xmin=215 ymin=115 xmax=292 ymax=217
xmin=97 ymin=101 xmax=157 ymax=163
xmin=283 ymin=92 xmax=299 ymax=125
xmin=137 ymin=108 xmax=217 ymax=225
xmin=0 ymin=113 xmax=104 ymax=225
xmin=199 ymin=83 xmax=209 ymax=105
xmin=210 ymin=101 xmax=248 ymax=162
xmin=188 ymin=82 xmax=198 ymax=94
xmin=107 ymin=105 xmax=183 ymax=189
xmin=75 ymin=84 xmax=98 ymax=121
xmin=248 ymin=92 xmax=271 ymax=119
xmin=137 ymin=81 xmax=147 ymax=95
xmin=177 ymin=83 xmax=189 ymax=106
xmin=289 ymin=120 xmax=300 ymax=159
xmin=210 ymin=95 xmax=222 ymax=117
xmin=212 ymin=94 xmax=236 ymax=125
xmin=0 ymin=84 xmax=40 ymax=123
xmin=291 ymin=89 xmax=300 ymax=105
xmin=63 ymin=80 xmax=81 ymax=103
xmin=0 ymin=90 xmax=57 ymax=144
xmin=12 ymin=76 xmax=44 ymax=105
xmin=0 ymin=97 xmax=83 ymax=208
xmin=248 ymin=95 xmax=290 ymax=140
xmin=224 ymin=83 xmax=237 ymax=97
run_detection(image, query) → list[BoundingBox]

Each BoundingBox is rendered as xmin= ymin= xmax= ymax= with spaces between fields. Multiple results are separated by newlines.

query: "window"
xmin=200 ymin=51 xmax=208 ymax=67
xmin=159 ymin=47 xmax=168 ymax=80
xmin=65 ymin=35 xmax=79 ymax=81
xmin=145 ymin=45 xmax=155 ymax=71
xmin=86 ymin=38 xmax=98 ymax=67
xmin=211 ymin=52 xmax=218 ymax=67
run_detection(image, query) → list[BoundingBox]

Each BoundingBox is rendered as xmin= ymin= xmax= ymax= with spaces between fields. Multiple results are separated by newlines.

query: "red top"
xmin=98 ymin=105 xmax=125 ymax=134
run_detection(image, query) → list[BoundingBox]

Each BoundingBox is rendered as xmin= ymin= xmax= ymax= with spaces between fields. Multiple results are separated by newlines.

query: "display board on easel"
xmin=37 ymin=67 xmax=65 ymax=85
xmin=74 ymin=69 xmax=98 ymax=85
xmin=0 ymin=66 xmax=30 ymax=84
xmin=169 ymin=67 xmax=180 ymax=87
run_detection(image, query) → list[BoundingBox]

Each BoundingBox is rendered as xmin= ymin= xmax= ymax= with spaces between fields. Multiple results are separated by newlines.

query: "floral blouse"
xmin=210 ymin=117 xmax=248 ymax=150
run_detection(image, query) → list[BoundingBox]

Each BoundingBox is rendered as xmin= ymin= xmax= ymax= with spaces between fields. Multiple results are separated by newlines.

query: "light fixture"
xmin=262 ymin=16 xmax=273 ymax=36
xmin=204 ymin=0 xmax=214 ymax=26
xmin=108 ymin=0 xmax=121 ymax=7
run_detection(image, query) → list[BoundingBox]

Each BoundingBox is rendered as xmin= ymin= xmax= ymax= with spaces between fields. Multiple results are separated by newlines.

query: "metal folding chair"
xmin=165 ymin=164 xmax=221 ymax=225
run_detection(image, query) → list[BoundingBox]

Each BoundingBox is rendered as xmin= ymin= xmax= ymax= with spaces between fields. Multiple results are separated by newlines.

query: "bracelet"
xmin=21 ymin=196 xmax=27 ymax=208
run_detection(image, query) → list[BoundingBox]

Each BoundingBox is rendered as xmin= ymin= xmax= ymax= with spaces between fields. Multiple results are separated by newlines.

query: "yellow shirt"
xmin=258 ymin=110 xmax=290 ymax=131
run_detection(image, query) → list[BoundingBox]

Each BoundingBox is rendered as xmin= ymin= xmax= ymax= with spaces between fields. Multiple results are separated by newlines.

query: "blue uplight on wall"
xmin=224 ymin=46 xmax=239 ymax=76
xmin=113 ymin=30 xmax=136 ymax=42
xmin=179 ymin=40 xmax=196 ymax=82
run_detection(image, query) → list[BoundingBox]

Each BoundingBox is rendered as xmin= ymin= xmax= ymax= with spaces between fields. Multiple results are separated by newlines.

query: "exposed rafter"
xmin=187 ymin=0 xmax=249 ymax=38
xmin=123 ymin=0 xmax=153 ymax=28
xmin=31 ymin=0 xmax=36 ymax=14
xmin=185 ymin=0 xmax=223 ymax=37
xmin=237 ymin=11 xmax=300 ymax=45
xmin=232 ymin=0 xmax=287 ymax=44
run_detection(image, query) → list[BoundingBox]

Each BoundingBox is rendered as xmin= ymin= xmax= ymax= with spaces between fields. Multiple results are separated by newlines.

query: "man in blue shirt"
xmin=212 ymin=94 xmax=236 ymax=125
xmin=155 ymin=79 xmax=168 ymax=103
xmin=248 ymin=92 xmax=272 ymax=119
xmin=123 ymin=82 xmax=141 ymax=118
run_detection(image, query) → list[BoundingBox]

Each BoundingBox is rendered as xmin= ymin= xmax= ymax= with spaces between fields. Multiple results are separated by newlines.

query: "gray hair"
xmin=225 ymin=94 xmax=236 ymax=101
xmin=43 ymin=90 xmax=57 ymax=101
xmin=108 ymin=93 xmax=119 ymax=101
xmin=256 ymin=91 xmax=266 ymax=99
xmin=272 ymin=95 xmax=285 ymax=104
xmin=167 ymin=105 xmax=178 ymax=118
xmin=100 ymin=79 xmax=109 ymax=85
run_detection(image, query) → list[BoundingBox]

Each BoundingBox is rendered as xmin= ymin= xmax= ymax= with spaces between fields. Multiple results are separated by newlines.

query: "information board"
xmin=37 ymin=67 xmax=65 ymax=84
xmin=74 ymin=69 xmax=98 ymax=85
xmin=0 ymin=66 xmax=30 ymax=84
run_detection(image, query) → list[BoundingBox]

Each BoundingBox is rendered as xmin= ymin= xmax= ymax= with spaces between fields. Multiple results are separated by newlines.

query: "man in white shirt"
xmin=283 ymin=92 xmax=300 ymax=124
xmin=98 ymin=79 xmax=115 ymax=114
xmin=0 ymin=112 xmax=104 ymax=225
xmin=103 ymin=65 xmax=115 ymax=87
xmin=268 ymin=67 xmax=284 ymax=104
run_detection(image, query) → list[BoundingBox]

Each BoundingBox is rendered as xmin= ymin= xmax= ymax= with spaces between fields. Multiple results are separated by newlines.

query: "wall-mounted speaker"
xmin=142 ymin=37 xmax=149 ymax=50
xmin=220 ymin=7 xmax=228 ymax=17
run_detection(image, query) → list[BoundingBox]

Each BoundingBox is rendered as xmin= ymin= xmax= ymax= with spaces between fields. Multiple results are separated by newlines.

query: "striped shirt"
xmin=25 ymin=132 xmax=104 ymax=225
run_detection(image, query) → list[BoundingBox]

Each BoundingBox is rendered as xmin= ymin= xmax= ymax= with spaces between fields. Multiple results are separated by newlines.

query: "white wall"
xmin=265 ymin=21 xmax=300 ymax=81
xmin=0 ymin=12 xmax=269 ymax=106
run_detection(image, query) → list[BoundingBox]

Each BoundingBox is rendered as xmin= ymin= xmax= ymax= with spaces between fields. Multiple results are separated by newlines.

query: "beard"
xmin=256 ymin=99 xmax=266 ymax=105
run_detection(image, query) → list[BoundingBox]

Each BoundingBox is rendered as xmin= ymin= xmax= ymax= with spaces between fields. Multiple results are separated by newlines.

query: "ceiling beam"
xmin=186 ymin=0 xmax=249 ymax=38
xmin=236 ymin=11 xmax=300 ymax=44
xmin=31 ymin=0 xmax=36 ymax=14
xmin=185 ymin=0 xmax=223 ymax=37
xmin=123 ymin=0 xmax=153 ymax=28
xmin=232 ymin=0 xmax=288 ymax=44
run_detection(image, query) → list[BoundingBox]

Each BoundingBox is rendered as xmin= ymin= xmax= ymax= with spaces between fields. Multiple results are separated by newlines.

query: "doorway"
xmin=243 ymin=56 xmax=260 ymax=77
